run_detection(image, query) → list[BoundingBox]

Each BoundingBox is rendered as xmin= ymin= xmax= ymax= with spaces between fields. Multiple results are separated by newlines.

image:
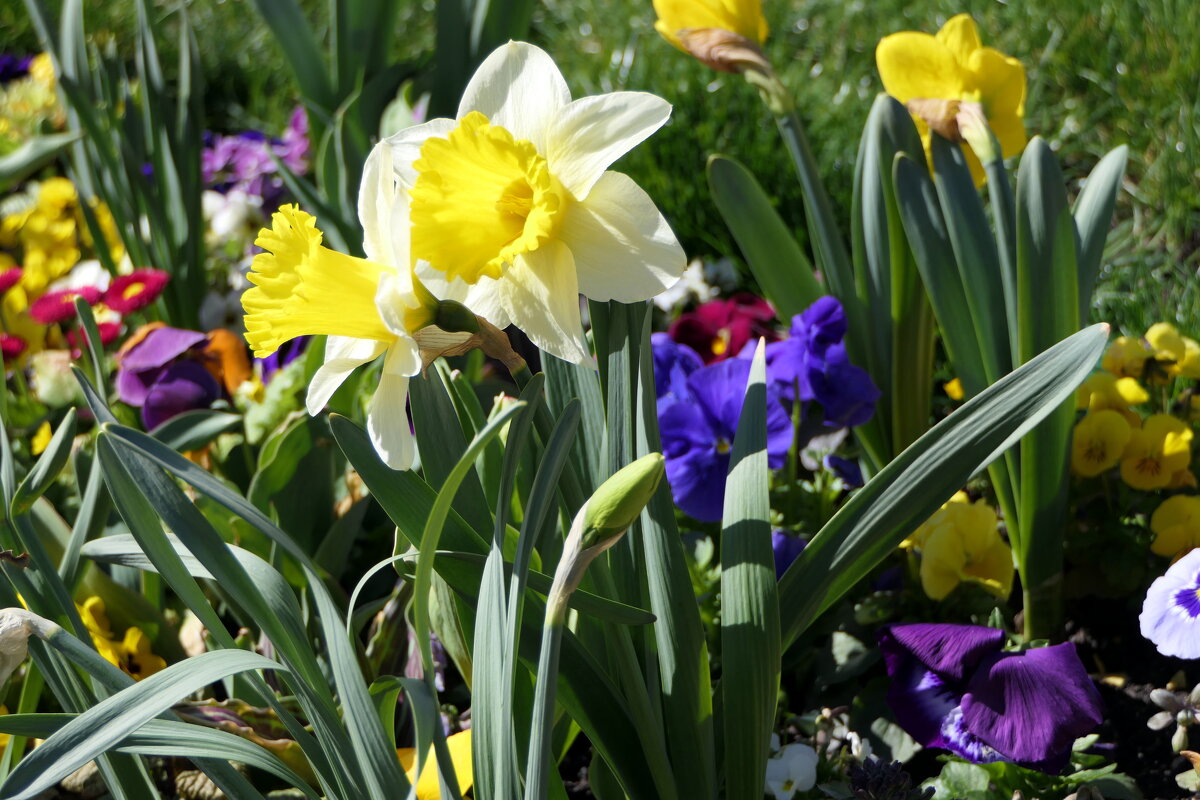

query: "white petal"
xmin=546 ymin=92 xmax=671 ymax=199
xmin=384 ymin=117 xmax=457 ymax=188
xmin=500 ymin=243 xmax=590 ymax=365
xmin=367 ymin=371 xmax=416 ymax=470
xmin=457 ymin=42 xmax=571 ymax=150
xmin=560 ymin=171 xmax=687 ymax=303
xmin=358 ymin=143 xmax=389 ymax=262
xmin=374 ymin=304 xmax=422 ymax=377
xmin=306 ymin=336 xmax=387 ymax=415
xmin=416 ymin=263 xmax=511 ymax=329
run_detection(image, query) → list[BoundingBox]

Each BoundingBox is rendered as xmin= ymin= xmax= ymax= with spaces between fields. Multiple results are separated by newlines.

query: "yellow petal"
xmin=876 ymin=32 xmax=964 ymax=104
xmin=935 ymin=14 xmax=982 ymax=67
xmin=943 ymin=377 xmax=964 ymax=400
xmin=920 ymin=527 xmax=965 ymax=600
xmin=963 ymin=539 xmax=1014 ymax=599
xmin=652 ymin=0 xmax=767 ymax=50
xmin=399 ymin=730 xmax=474 ymax=799
xmin=30 ymin=421 xmax=52 ymax=456
xmin=964 ymin=47 xmax=1026 ymax=120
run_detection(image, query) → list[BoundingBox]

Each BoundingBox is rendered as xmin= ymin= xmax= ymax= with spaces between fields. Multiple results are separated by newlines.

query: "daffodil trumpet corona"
xmin=383 ymin=41 xmax=687 ymax=366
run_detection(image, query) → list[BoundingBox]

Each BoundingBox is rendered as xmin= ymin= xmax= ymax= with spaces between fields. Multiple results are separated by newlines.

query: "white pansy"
xmin=383 ymin=41 xmax=687 ymax=366
xmin=764 ymin=743 xmax=819 ymax=800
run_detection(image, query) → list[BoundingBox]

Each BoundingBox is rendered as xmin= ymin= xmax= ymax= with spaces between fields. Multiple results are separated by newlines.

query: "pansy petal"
xmin=142 ymin=362 xmax=221 ymax=430
xmin=546 ymin=93 xmax=672 ymax=199
xmin=121 ymin=327 xmax=208 ymax=371
xmin=878 ymin=623 xmax=1004 ymax=683
xmin=384 ymin=118 xmax=457 ymax=188
xmin=306 ymin=336 xmax=387 ymax=415
xmin=1141 ymin=549 xmax=1200 ymax=659
xmin=882 ymin=655 xmax=961 ymax=748
xmin=457 ymin=42 xmax=571 ymax=150
xmin=935 ymin=14 xmax=982 ymax=67
xmin=876 ymin=32 xmax=964 ymax=103
xmin=499 ymin=242 xmax=590 ymax=365
xmin=961 ymin=644 xmax=1104 ymax=768
xmin=560 ymin=171 xmax=687 ymax=303
xmin=367 ymin=370 xmax=415 ymax=470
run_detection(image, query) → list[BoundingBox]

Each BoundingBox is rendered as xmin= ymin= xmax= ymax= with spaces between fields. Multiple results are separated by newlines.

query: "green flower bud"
xmin=434 ymin=299 xmax=481 ymax=334
xmin=580 ymin=453 xmax=665 ymax=549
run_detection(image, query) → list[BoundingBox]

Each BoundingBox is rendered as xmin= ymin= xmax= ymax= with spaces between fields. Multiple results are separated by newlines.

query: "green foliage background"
xmin=3 ymin=0 xmax=1196 ymax=334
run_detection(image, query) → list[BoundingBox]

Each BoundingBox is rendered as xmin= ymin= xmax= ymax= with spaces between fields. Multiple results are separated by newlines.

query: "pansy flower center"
xmin=410 ymin=111 xmax=567 ymax=284
xmin=715 ymin=437 xmax=731 ymax=454
xmin=711 ymin=327 xmax=731 ymax=357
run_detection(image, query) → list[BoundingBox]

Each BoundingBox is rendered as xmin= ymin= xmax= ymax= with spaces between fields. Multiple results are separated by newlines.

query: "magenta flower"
xmin=879 ymin=623 xmax=1103 ymax=773
xmin=0 ymin=267 xmax=22 ymax=294
xmin=668 ymin=292 xmax=777 ymax=364
xmin=1 ymin=334 xmax=26 ymax=362
xmin=104 ymin=269 xmax=170 ymax=315
xmin=1141 ymin=547 xmax=1200 ymax=659
xmin=29 ymin=287 xmax=103 ymax=325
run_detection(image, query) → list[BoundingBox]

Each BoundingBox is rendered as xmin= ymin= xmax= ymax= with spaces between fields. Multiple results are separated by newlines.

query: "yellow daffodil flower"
xmin=1071 ymin=410 xmax=1132 ymax=477
xmin=397 ymin=730 xmax=473 ymax=799
xmin=943 ymin=377 xmax=964 ymax=401
xmin=243 ymin=142 xmax=474 ymax=469
xmin=652 ymin=0 xmax=769 ymax=51
xmin=916 ymin=496 xmax=1013 ymax=601
xmin=1150 ymin=495 xmax=1200 ymax=557
xmin=384 ymin=42 xmax=686 ymax=365
xmin=1120 ymin=414 xmax=1194 ymax=491
xmin=1101 ymin=336 xmax=1153 ymax=380
xmin=876 ymin=14 xmax=1026 ymax=185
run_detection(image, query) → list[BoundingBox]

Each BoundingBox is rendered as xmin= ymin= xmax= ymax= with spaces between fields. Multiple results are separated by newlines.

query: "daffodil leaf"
xmin=1073 ymin=145 xmax=1128 ymax=319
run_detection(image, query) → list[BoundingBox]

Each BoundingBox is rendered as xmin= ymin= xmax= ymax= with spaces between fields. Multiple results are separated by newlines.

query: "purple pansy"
xmin=117 ymin=327 xmax=220 ymax=429
xmin=0 ymin=54 xmax=32 ymax=84
xmin=651 ymin=332 xmax=703 ymax=399
xmin=879 ymin=623 xmax=1104 ymax=773
xmin=257 ymin=335 xmax=311 ymax=384
xmin=825 ymin=454 xmax=864 ymax=487
xmin=765 ymin=296 xmax=879 ymax=429
xmin=1140 ymin=547 xmax=1200 ymax=659
xmin=202 ymin=107 xmax=309 ymax=205
xmin=658 ymin=358 xmax=793 ymax=522
xmin=771 ymin=530 xmax=806 ymax=579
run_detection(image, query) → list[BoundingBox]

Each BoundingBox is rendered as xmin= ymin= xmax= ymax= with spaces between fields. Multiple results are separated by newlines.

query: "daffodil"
xmin=914 ymin=494 xmax=1013 ymax=600
xmin=1120 ymin=414 xmax=1193 ymax=491
xmin=652 ymin=0 xmax=769 ymax=52
xmin=1101 ymin=336 xmax=1152 ymax=380
xmin=1150 ymin=495 xmax=1200 ymax=557
xmin=384 ymin=42 xmax=686 ymax=365
xmin=1071 ymin=410 xmax=1132 ymax=477
xmin=876 ymin=14 xmax=1026 ymax=185
xmin=397 ymin=730 xmax=473 ymax=799
xmin=243 ymin=145 xmax=473 ymax=469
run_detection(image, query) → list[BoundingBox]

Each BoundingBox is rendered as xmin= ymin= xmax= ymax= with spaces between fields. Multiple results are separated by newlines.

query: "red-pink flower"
xmin=29 ymin=287 xmax=103 ymax=325
xmin=668 ymin=292 xmax=778 ymax=363
xmin=65 ymin=321 xmax=123 ymax=349
xmin=0 ymin=334 xmax=26 ymax=361
xmin=0 ymin=267 xmax=22 ymax=294
xmin=104 ymin=269 xmax=170 ymax=314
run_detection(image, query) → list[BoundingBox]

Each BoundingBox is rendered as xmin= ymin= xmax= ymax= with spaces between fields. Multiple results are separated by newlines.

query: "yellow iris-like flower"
xmin=1101 ymin=335 xmax=1153 ymax=380
xmin=876 ymin=14 xmax=1026 ymax=186
xmin=1150 ymin=495 xmax=1200 ymax=557
xmin=385 ymin=42 xmax=686 ymax=365
xmin=243 ymin=143 xmax=475 ymax=469
xmin=916 ymin=495 xmax=1013 ymax=601
xmin=397 ymin=730 xmax=473 ymax=799
xmin=1120 ymin=414 xmax=1193 ymax=491
xmin=651 ymin=0 xmax=769 ymax=51
xmin=1071 ymin=410 xmax=1132 ymax=478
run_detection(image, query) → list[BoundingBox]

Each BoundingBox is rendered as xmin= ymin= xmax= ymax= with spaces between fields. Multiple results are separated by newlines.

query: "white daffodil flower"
xmin=383 ymin=41 xmax=687 ymax=365
xmin=764 ymin=742 xmax=819 ymax=800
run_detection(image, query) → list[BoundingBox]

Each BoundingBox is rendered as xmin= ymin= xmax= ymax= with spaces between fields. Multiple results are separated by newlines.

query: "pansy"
xmin=879 ymin=623 xmax=1103 ymax=772
xmin=116 ymin=326 xmax=223 ymax=429
xmin=876 ymin=14 xmax=1026 ymax=185
xmin=1150 ymin=495 xmax=1200 ymax=557
xmin=1101 ymin=335 xmax=1152 ymax=379
xmin=76 ymin=596 xmax=166 ymax=681
xmin=650 ymin=332 xmax=704 ymax=398
xmin=1075 ymin=371 xmax=1147 ymax=425
xmin=824 ymin=453 xmax=865 ymax=488
xmin=1070 ymin=409 xmax=1132 ymax=477
xmin=771 ymin=530 xmax=806 ymax=579
xmin=763 ymin=742 xmax=818 ymax=799
xmin=916 ymin=496 xmax=1013 ymax=601
xmin=1120 ymin=413 xmax=1193 ymax=491
xmin=383 ymin=42 xmax=686 ymax=365
xmin=104 ymin=268 xmax=170 ymax=314
xmin=1141 ymin=548 xmax=1200 ymax=659
xmin=397 ymin=729 xmax=473 ymax=799
xmin=243 ymin=143 xmax=480 ymax=469
xmin=28 ymin=286 xmax=102 ymax=324
xmin=658 ymin=357 xmax=792 ymax=521
xmin=670 ymin=293 xmax=777 ymax=364
xmin=765 ymin=296 xmax=880 ymax=429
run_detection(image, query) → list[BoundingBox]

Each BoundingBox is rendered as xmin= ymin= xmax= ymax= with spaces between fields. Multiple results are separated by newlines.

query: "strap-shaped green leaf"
xmin=1073 ymin=146 xmax=1128 ymax=319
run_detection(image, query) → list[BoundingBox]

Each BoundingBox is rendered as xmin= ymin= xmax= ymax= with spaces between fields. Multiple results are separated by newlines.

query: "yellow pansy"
xmin=652 ymin=0 xmax=769 ymax=52
xmin=1179 ymin=338 xmax=1200 ymax=380
xmin=1075 ymin=371 xmax=1147 ymax=426
xmin=386 ymin=42 xmax=685 ymax=365
xmin=120 ymin=627 xmax=166 ymax=680
xmin=1101 ymin=336 xmax=1153 ymax=380
xmin=1071 ymin=410 xmax=1132 ymax=477
xmin=917 ymin=496 xmax=1013 ymax=601
xmin=1120 ymin=414 xmax=1194 ymax=491
xmin=876 ymin=14 xmax=1026 ymax=186
xmin=943 ymin=377 xmax=964 ymax=401
xmin=76 ymin=596 xmax=166 ymax=681
xmin=1171 ymin=469 xmax=1198 ymax=489
xmin=30 ymin=421 xmax=52 ymax=456
xmin=1150 ymin=495 xmax=1200 ymax=557
xmin=397 ymin=730 xmax=473 ymax=799
xmin=1147 ymin=322 xmax=1185 ymax=362
xmin=901 ymin=490 xmax=969 ymax=550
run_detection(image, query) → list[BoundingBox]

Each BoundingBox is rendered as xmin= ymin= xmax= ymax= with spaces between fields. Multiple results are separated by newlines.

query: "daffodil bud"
xmin=676 ymin=28 xmax=772 ymax=75
xmin=0 ymin=608 xmax=40 ymax=687
xmin=956 ymin=100 xmax=999 ymax=165
xmin=580 ymin=453 xmax=665 ymax=550
xmin=433 ymin=299 xmax=481 ymax=334
xmin=904 ymin=98 xmax=963 ymax=142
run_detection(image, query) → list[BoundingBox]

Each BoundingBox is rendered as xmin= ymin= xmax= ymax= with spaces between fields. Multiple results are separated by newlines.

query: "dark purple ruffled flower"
xmin=771 ymin=530 xmax=806 ymax=579
xmin=878 ymin=623 xmax=1104 ymax=773
xmin=0 ymin=54 xmax=32 ymax=84
xmin=116 ymin=326 xmax=219 ymax=428
xmin=668 ymin=292 xmax=777 ymax=364
xmin=142 ymin=361 xmax=220 ymax=430
xmin=765 ymin=296 xmax=879 ymax=429
xmin=651 ymin=332 xmax=703 ymax=399
xmin=825 ymin=454 xmax=864 ymax=487
xmin=1140 ymin=547 xmax=1200 ymax=658
xmin=658 ymin=358 xmax=793 ymax=522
